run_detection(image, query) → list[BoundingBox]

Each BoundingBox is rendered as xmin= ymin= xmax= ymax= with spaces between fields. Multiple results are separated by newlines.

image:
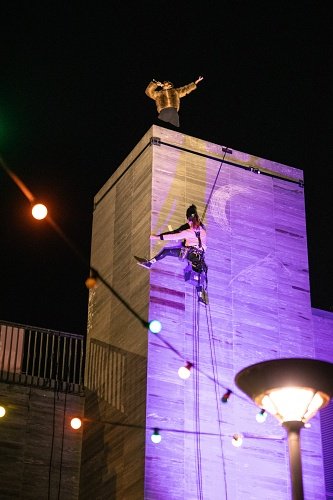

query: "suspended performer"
xmin=145 ymin=76 xmax=204 ymax=127
xmin=134 ymin=204 xmax=207 ymax=272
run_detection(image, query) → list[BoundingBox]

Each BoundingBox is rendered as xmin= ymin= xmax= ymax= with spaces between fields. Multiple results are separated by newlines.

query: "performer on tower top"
xmin=145 ymin=76 xmax=204 ymax=127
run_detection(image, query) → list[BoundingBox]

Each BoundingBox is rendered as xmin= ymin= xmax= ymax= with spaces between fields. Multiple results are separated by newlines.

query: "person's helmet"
xmin=186 ymin=204 xmax=198 ymax=220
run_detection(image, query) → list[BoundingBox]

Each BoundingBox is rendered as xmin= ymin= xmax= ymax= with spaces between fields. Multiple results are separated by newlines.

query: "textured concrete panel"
xmin=86 ymin=125 xmax=328 ymax=500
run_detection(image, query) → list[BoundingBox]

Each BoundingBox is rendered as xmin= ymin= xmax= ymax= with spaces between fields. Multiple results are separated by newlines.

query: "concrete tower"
xmin=80 ymin=125 xmax=328 ymax=499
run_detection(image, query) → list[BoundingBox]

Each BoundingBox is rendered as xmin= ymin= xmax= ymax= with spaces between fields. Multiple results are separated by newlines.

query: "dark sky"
xmin=1 ymin=2 xmax=332 ymax=335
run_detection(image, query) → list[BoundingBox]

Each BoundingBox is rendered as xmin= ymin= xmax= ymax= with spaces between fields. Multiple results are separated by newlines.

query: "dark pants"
xmin=154 ymin=246 xmax=207 ymax=273
xmin=158 ymin=107 xmax=180 ymax=127
xmin=154 ymin=245 xmax=183 ymax=261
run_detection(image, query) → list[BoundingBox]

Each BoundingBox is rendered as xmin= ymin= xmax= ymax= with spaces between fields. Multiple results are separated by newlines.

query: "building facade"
xmin=81 ymin=125 xmax=333 ymax=499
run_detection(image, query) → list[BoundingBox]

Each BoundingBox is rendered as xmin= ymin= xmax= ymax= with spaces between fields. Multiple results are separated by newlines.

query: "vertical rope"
xmin=205 ymin=302 xmax=228 ymax=499
xmin=192 ymin=288 xmax=203 ymax=500
xmin=201 ymin=147 xmax=229 ymax=224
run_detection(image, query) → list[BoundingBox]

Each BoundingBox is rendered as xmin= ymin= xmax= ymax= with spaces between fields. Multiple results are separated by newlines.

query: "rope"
xmin=205 ymin=300 xmax=228 ymax=499
xmin=192 ymin=288 xmax=203 ymax=500
xmin=201 ymin=147 xmax=229 ymax=224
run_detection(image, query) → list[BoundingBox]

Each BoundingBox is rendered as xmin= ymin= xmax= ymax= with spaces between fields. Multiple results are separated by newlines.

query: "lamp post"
xmin=235 ymin=358 xmax=333 ymax=500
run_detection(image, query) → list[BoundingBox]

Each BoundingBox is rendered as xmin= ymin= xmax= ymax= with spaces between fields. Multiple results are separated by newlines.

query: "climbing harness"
xmin=183 ymin=248 xmax=208 ymax=305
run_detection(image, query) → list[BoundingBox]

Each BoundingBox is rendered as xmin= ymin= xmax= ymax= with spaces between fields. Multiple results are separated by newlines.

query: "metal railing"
xmin=0 ymin=321 xmax=85 ymax=394
xmin=87 ymin=338 xmax=126 ymax=412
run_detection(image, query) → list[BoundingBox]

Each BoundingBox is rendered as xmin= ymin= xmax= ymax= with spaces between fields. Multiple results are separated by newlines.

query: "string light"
xmin=148 ymin=319 xmax=162 ymax=334
xmin=232 ymin=433 xmax=243 ymax=447
xmin=70 ymin=417 xmax=82 ymax=430
xmin=151 ymin=428 xmax=162 ymax=444
xmin=85 ymin=276 xmax=97 ymax=289
xmin=221 ymin=389 xmax=232 ymax=403
xmin=31 ymin=202 xmax=48 ymax=220
xmin=178 ymin=362 xmax=193 ymax=380
xmin=2 ymin=157 xmax=279 ymax=452
xmin=85 ymin=270 xmax=98 ymax=289
xmin=256 ymin=409 xmax=267 ymax=423
xmin=1 ymin=147 xmax=301 ymax=461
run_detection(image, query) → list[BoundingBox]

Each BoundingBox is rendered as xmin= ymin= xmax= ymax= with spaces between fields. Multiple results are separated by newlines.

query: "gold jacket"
xmin=145 ymin=81 xmax=197 ymax=113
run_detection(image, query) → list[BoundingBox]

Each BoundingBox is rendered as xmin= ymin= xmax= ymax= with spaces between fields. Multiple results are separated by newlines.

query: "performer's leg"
xmin=134 ymin=246 xmax=182 ymax=269
xmin=154 ymin=247 xmax=182 ymax=261
xmin=158 ymin=108 xmax=180 ymax=128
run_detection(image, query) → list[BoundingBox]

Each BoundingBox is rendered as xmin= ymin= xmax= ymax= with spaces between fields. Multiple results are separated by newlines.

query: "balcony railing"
xmin=0 ymin=321 xmax=85 ymax=394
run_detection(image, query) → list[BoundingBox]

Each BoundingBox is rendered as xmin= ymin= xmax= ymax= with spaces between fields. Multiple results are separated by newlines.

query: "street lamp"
xmin=235 ymin=358 xmax=333 ymax=500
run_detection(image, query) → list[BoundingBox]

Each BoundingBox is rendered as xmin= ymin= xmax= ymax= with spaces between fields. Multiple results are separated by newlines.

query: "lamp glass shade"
xmin=256 ymin=387 xmax=328 ymax=424
xmin=235 ymin=358 xmax=333 ymax=425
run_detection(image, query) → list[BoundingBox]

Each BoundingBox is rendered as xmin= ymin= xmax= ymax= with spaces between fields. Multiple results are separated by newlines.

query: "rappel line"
xmin=201 ymin=146 xmax=229 ymax=224
xmin=205 ymin=300 xmax=229 ymax=499
xmin=193 ymin=288 xmax=204 ymax=500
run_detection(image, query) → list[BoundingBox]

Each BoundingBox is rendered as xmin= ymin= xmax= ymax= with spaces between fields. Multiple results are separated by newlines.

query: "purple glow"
xmin=143 ymin=131 xmax=329 ymax=499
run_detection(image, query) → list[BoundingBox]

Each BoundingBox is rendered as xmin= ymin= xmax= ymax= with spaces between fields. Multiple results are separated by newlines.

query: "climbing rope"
xmin=204 ymin=298 xmax=228 ymax=499
xmin=192 ymin=287 xmax=204 ymax=500
xmin=201 ymin=146 xmax=229 ymax=224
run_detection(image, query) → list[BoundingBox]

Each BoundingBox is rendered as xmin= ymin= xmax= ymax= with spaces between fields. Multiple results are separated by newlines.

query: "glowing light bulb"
xmin=149 ymin=320 xmax=162 ymax=334
xmin=256 ymin=409 xmax=267 ymax=423
xmin=261 ymin=387 xmax=325 ymax=423
xmin=178 ymin=362 xmax=193 ymax=380
xmin=32 ymin=203 xmax=48 ymax=220
xmin=0 ymin=406 xmax=6 ymax=418
xmin=70 ymin=417 xmax=82 ymax=430
xmin=151 ymin=428 xmax=162 ymax=444
xmin=85 ymin=276 xmax=97 ymax=289
xmin=232 ymin=433 xmax=243 ymax=447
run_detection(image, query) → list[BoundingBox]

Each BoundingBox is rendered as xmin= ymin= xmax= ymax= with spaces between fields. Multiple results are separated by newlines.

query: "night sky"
xmin=1 ymin=3 xmax=332 ymax=335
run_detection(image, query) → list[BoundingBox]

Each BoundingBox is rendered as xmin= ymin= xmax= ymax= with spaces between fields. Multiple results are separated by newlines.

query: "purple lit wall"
xmin=86 ymin=125 xmax=331 ymax=499
xmin=144 ymin=126 xmax=328 ymax=499
xmin=313 ymin=308 xmax=333 ymax=497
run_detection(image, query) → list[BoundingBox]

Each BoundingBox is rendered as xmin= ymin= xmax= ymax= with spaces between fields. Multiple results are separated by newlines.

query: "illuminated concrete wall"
xmin=85 ymin=125 xmax=329 ymax=500
xmin=313 ymin=308 xmax=333 ymax=498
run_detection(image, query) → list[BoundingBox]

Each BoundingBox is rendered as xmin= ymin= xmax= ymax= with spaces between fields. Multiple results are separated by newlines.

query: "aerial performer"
xmin=145 ymin=76 xmax=204 ymax=127
xmin=134 ymin=205 xmax=208 ymax=304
